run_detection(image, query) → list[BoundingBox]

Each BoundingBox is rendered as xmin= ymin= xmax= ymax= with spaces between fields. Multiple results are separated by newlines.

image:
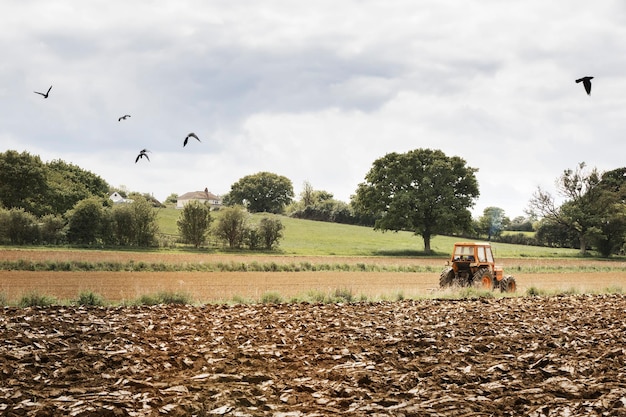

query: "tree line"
xmin=0 ymin=151 xmax=283 ymax=249
xmin=2 ymin=149 xmax=625 ymax=256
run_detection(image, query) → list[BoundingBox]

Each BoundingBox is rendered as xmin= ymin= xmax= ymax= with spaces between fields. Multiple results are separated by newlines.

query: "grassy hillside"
xmin=156 ymin=208 xmax=582 ymax=258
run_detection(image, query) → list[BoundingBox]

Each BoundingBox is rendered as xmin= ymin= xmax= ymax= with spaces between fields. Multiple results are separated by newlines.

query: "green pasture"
xmin=155 ymin=208 xmax=583 ymax=258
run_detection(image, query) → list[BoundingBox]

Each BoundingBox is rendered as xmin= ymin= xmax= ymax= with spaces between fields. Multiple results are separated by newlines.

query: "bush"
xmin=18 ymin=291 xmax=57 ymax=307
xmin=0 ymin=208 xmax=40 ymax=245
xmin=258 ymin=217 xmax=284 ymax=249
xmin=74 ymin=291 xmax=106 ymax=306
xmin=137 ymin=291 xmax=193 ymax=305
xmin=260 ymin=291 xmax=283 ymax=304
xmin=333 ymin=288 xmax=355 ymax=303
xmin=40 ymin=214 xmax=66 ymax=244
xmin=177 ymin=200 xmax=212 ymax=248
xmin=214 ymin=206 xmax=247 ymax=248
xmin=526 ymin=286 xmax=544 ymax=297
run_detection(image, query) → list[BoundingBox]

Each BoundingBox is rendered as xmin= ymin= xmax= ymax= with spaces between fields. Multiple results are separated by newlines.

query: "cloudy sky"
xmin=2 ymin=1 xmax=626 ymax=218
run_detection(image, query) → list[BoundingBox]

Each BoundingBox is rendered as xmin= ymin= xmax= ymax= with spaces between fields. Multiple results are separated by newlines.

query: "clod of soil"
xmin=1 ymin=295 xmax=626 ymax=416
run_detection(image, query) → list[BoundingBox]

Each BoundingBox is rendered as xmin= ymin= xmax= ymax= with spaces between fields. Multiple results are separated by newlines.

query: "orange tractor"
xmin=439 ymin=242 xmax=516 ymax=292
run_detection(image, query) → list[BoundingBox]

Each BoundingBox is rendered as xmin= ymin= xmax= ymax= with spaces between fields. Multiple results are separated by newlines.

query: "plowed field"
xmin=1 ymin=250 xmax=626 ymax=416
xmin=1 ymin=296 xmax=626 ymax=416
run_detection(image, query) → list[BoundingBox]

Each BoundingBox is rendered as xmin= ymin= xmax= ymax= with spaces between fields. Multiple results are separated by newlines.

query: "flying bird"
xmin=118 ymin=114 xmax=131 ymax=121
xmin=575 ymin=76 xmax=594 ymax=95
xmin=184 ymin=132 xmax=201 ymax=147
xmin=135 ymin=149 xmax=151 ymax=163
xmin=34 ymin=85 xmax=52 ymax=98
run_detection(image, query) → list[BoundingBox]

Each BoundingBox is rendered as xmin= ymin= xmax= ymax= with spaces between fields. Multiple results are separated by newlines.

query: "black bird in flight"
xmin=118 ymin=114 xmax=131 ymax=121
xmin=135 ymin=149 xmax=151 ymax=163
xmin=575 ymin=76 xmax=594 ymax=95
xmin=34 ymin=85 xmax=52 ymax=98
xmin=184 ymin=132 xmax=201 ymax=147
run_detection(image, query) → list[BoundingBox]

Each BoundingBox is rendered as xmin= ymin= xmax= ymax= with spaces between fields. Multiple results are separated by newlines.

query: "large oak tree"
xmin=354 ymin=148 xmax=479 ymax=253
xmin=224 ymin=172 xmax=294 ymax=214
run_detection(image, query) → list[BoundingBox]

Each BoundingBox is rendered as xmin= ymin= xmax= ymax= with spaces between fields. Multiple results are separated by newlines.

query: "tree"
xmin=506 ymin=216 xmax=534 ymax=232
xmin=130 ymin=197 xmax=160 ymax=246
xmin=111 ymin=204 xmax=135 ymax=246
xmin=0 ymin=150 xmax=48 ymax=216
xmin=165 ymin=193 xmax=178 ymax=206
xmin=258 ymin=217 xmax=284 ymax=249
xmin=0 ymin=208 xmax=39 ymax=244
xmin=528 ymin=162 xmax=605 ymax=255
xmin=46 ymin=159 xmax=109 ymax=215
xmin=353 ymin=148 xmax=479 ymax=253
xmin=177 ymin=200 xmax=213 ymax=248
xmin=591 ymin=167 xmax=626 ymax=256
xmin=477 ymin=207 xmax=509 ymax=240
xmin=40 ymin=214 xmax=67 ymax=245
xmin=225 ymin=172 xmax=294 ymax=213
xmin=214 ymin=205 xmax=248 ymax=248
xmin=66 ymin=197 xmax=109 ymax=245
xmin=300 ymin=181 xmax=315 ymax=207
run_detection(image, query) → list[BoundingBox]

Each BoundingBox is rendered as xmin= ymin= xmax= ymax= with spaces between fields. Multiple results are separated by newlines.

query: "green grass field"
xmin=156 ymin=208 xmax=584 ymax=258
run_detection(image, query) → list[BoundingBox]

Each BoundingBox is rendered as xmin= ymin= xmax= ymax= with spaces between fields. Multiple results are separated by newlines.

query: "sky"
xmin=2 ymin=1 xmax=626 ymax=219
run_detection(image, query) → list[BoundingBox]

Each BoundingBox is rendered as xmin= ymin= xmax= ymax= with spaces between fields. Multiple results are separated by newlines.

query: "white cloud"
xmin=2 ymin=0 xmax=626 ymax=220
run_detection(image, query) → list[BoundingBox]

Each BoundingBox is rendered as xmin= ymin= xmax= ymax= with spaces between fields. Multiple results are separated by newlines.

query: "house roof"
xmin=178 ymin=190 xmax=221 ymax=200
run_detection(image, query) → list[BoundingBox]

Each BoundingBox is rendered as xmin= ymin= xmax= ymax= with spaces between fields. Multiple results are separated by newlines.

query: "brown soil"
xmin=1 ymin=251 xmax=626 ymax=415
xmin=1 ymin=249 xmax=626 ymax=303
xmin=2 ymin=296 xmax=626 ymax=416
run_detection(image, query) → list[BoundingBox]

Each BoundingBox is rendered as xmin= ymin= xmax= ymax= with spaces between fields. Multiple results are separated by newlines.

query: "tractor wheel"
xmin=500 ymin=275 xmax=517 ymax=293
xmin=439 ymin=267 xmax=455 ymax=287
xmin=473 ymin=269 xmax=494 ymax=290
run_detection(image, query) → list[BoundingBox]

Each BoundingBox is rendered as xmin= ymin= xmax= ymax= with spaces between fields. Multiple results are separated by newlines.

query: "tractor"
xmin=439 ymin=242 xmax=516 ymax=292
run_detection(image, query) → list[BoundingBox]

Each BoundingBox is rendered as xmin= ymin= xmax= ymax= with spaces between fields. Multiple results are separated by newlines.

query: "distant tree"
xmin=130 ymin=197 xmax=160 ymax=246
xmin=535 ymin=220 xmax=578 ymax=248
xmin=477 ymin=207 xmax=510 ymax=240
xmin=506 ymin=216 xmax=534 ymax=232
xmin=244 ymin=225 xmax=262 ymax=250
xmin=300 ymin=181 xmax=315 ymax=207
xmin=214 ymin=205 xmax=248 ymax=248
xmin=354 ymin=149 xmax=479 ymax=253
xmin=128 ymin=192 xmax=164 ymax=208
xmin=591 ymin=167 xmax=626 ymax=256
xmin=111 ymin=204 xmax=134 ymax=245
xmin=46 ymin=159 xmax=109 ymax=215
xmin=66 ymin=197 xmax=109 ymax=245
xmin=225 ymin=172 xmax=294 ymax=213
xmin=177 ymin=200 xmax=213 ymax=248
xmin=289 ymin=182 xmax=352 ymax=223
xmin=165 ymin=193 xmax=179 ymax=206
xmin=0 ymin=150 xmax=48 ymax=216
xmin=0 ymin=208 xmax=39 ymax=245
xmin=258 ymin=217 xmax=284 ymax=249
xmin=40 ymin=214 xmax=66 ymax=245
xmin=528 ymin=163 xmax=606 ymax=255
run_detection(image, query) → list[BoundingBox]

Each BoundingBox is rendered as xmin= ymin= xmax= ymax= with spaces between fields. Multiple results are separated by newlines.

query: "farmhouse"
xmin=176 ymin=188 xmax=222 ymax=209
xmin=109 ymin=192 xmax=133 ymax=204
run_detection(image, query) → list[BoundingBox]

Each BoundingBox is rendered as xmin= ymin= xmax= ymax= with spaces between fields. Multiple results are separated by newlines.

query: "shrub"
xmin=213 ymin=206 xmax=247 ymax=248
xmin=177 ymin=200 xmax=212 ymax=248
xmin=18 ymin=291 xmax=57 ymax=307
xmin=333 ymin=288 xmax=354 ymax=303
xmin=526 ymin=286 xmax=544 ymax=297
xmin=0 ymin=208 xmax=40 ymax=245
xmin=137 ymin=291 xmax=193 ymax=305
xmin=74 ymin=291 xmax=106 ymax=306
xmin=260 ymin=291 xmax=283 ymax=304
xmin=258 ymin=217 xmax=284 ymax=249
